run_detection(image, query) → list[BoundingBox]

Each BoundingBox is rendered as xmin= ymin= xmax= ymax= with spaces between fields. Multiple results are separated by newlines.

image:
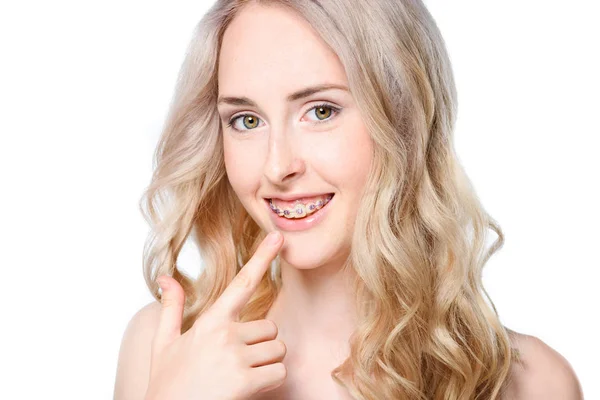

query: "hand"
xmin=144 ymin=231 xmax=287 ymax=400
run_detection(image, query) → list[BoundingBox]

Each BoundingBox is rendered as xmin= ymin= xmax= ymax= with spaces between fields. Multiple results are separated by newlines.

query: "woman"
xmin=114 ymin=0 xmax=583 ymax=399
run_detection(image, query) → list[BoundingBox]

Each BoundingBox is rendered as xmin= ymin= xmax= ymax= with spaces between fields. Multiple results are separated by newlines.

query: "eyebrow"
xmin=217 ymin=83 xmax=349 ymax=107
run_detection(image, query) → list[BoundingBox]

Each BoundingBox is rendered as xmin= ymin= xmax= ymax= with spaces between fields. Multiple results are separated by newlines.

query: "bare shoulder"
xmin=113 ymin=301 xmax=162 ymax=400
xmin=502 ymin=328 xmax=584 ymax=400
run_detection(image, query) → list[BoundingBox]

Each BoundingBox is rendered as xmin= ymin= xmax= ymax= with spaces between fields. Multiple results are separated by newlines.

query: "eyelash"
xmin=225 ymin=103 xmax=342 ymax=133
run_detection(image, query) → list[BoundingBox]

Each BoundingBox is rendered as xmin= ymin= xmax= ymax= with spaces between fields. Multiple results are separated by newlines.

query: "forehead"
xmin=217 ymin=4 xmax=347 ymax=97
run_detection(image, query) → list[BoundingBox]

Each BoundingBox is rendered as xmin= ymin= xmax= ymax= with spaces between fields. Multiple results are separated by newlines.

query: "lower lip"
xmin=265 ymin=195 xmax=335 ymax=232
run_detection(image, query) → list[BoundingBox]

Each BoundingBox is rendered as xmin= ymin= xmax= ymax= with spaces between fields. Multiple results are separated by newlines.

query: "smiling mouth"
xmin=267 ymin=194 xmax=334 ymax=219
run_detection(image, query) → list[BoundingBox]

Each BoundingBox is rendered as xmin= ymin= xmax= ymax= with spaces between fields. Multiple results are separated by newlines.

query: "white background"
xmin=0 ymin=1 xmax=597 ymax=398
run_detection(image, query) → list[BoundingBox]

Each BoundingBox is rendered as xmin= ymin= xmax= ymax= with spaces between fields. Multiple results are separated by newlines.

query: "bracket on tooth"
xmin=270 ymin=195 xmax=332 ymax=219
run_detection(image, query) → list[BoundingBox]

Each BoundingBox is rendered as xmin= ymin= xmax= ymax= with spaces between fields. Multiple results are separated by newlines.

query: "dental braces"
xmin=269 ymin=194 xmax=333 ymax=218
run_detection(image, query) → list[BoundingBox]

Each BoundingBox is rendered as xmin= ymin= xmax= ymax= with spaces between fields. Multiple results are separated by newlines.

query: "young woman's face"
xmin=218 ymin=4 xmax=373 ymax=268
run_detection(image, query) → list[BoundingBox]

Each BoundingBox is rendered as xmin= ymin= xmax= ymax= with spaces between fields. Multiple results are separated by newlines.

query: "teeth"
xmin=269 ymin=194 xmax=333 ymax=219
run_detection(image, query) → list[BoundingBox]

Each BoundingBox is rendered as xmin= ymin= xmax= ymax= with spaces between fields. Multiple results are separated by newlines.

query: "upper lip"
xmin=264 ymin=192 xmax=334 ymax=201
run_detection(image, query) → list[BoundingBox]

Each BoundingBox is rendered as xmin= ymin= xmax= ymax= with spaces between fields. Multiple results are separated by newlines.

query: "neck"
xmin=267 ymin=253 xmax=358 ymax=349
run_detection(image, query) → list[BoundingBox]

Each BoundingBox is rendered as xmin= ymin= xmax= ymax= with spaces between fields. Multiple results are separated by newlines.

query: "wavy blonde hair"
xmin=139 ymin=0 xmax=522 ymax=398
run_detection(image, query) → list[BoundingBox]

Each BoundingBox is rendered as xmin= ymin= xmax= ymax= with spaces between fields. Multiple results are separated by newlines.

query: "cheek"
xmin=309 ymin=122 xmax=373 ymax=191
xmin=223 ymin=139 xmax=263 ymax=194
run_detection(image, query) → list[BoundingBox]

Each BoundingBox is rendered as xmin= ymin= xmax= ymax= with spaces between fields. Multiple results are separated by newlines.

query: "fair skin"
xmin=217 ymin=3 xmax=367 ymax=391
xmin=113 ymin=3 xmax=583 ymax=400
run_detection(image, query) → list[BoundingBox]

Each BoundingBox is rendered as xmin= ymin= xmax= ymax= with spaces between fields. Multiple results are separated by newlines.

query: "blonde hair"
xmin=139 ymin=0 xmax=522 ymax=398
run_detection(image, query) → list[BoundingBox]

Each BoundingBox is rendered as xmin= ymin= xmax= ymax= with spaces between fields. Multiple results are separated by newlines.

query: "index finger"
xmin=211 ymin=231 xmax=283 ymax=320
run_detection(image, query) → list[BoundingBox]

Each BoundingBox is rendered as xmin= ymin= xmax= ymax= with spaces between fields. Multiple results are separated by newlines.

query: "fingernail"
xmin=267 ymin=231 xmax=281 ymax=244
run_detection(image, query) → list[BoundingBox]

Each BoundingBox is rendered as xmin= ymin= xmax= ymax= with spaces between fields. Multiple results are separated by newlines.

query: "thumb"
xmin=153 ymin=275 xmax=185 ymax=352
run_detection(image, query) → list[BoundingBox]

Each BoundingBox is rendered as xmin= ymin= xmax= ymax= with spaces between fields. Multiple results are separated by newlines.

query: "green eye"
xmin=313 ymin=105 xmax=333 ymax=121
xmin=226 ymin=103 xmax=341 ymax=133
xmin=240 ymin=115 xmax=259 ymax=129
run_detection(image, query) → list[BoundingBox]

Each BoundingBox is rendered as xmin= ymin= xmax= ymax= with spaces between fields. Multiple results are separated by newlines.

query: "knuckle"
xmin=192 ymin=315 xmax=212 ymax=335
xmin=275 ymin=339 xmax=287 ymax=355
xmin=274 ymin=362 xmax=287 ymax=379
xmin=234 ymin=342 xmax=251 ymax=366
xmin=264 ymin=319 xmax=278 ymax=336
xmin=215 ymin=323 xmax=237 ymax=345
xmin=191 ymin=320 xmax=210 ymax=341
xmin=214 ymin=329 xmax=229 ymax=346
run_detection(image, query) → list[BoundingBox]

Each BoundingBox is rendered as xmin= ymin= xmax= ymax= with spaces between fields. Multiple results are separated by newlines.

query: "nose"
xmin=263 ymin=128 xmax=305 ymax=185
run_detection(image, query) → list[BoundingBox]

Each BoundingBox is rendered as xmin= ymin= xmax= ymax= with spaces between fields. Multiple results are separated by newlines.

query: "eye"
xmin=228 ymin=115 xmax=262 ymax=131
xmin=305 ymin=103 xmax=339 ymax=123
xmin=226 ymin=103 xmax=341 ymax=133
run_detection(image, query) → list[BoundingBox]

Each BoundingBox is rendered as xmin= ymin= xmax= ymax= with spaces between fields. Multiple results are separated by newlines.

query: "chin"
xmin=278 ymin=235 xmax=349 ymax=270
